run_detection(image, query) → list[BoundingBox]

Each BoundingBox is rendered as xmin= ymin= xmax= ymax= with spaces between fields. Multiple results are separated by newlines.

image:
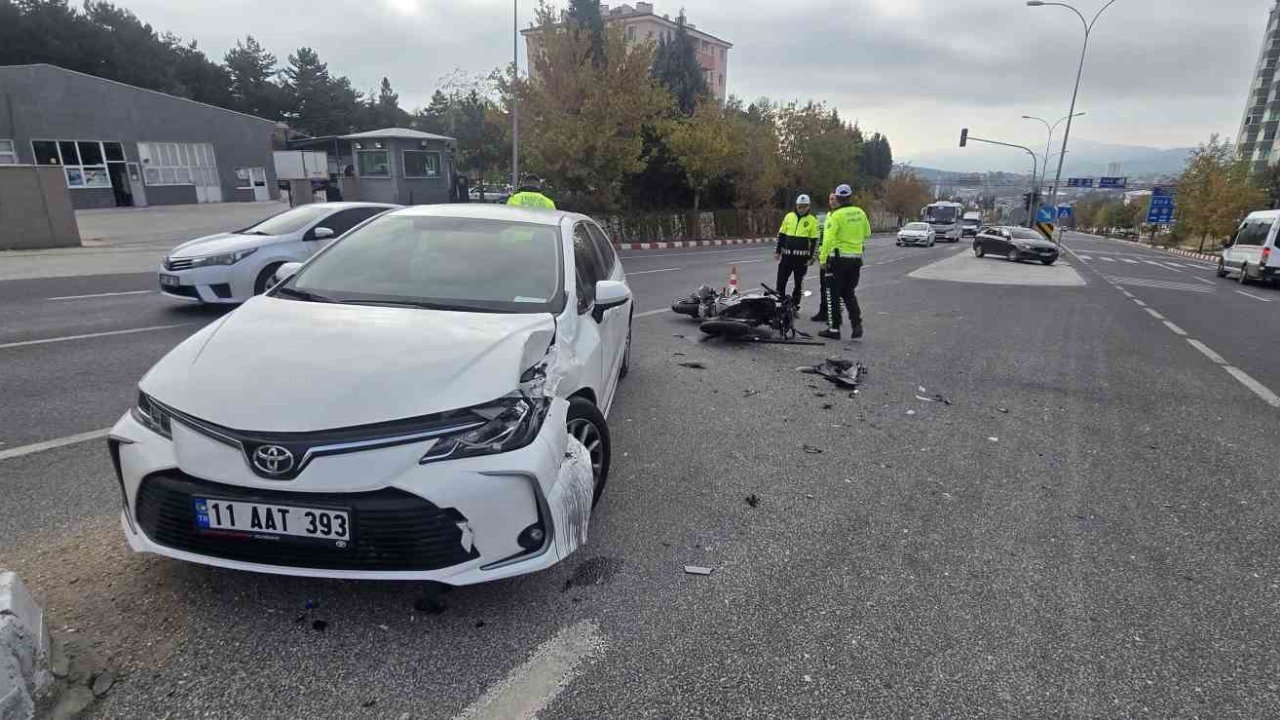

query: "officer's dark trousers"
xmin=826 ymin=255 xmax=863 ymax=330
xmin=776 ymin=256 xmax=809 ymax=306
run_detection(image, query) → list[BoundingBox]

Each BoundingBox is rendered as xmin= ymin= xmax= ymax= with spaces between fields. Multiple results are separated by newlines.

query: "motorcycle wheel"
xmin=700 ymin=320 xmax=755 ymax=337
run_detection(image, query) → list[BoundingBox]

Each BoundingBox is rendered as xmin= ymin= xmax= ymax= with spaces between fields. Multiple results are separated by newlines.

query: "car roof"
xmin=1244 ymin=210 xmax=1280 ymax=220
xmin=389 ymin=203 xmax=583 ymax=227
xmin=314 ymin=202 xmax=401 ymax=210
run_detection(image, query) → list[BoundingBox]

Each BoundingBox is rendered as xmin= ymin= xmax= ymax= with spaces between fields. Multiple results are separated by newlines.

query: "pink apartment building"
xmin=523 ymin=2 xmax=733 ymax=102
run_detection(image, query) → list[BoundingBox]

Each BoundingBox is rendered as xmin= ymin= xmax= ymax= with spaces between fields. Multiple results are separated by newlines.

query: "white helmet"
xmin=796 ymin=194 xmax=811 ymax=206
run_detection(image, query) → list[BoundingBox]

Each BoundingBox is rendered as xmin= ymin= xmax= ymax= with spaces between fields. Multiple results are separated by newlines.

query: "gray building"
xmin=0 ymin=63 xmax=278 ymax=209
xmin=289 ymin=128 xmax=457 ymax=205
xmin=1238 ymin=1 xmax=1280 ymax=175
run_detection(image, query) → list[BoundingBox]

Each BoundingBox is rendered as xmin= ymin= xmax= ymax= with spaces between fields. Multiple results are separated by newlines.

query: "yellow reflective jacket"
xmin=819 ymin=205 xmax=872 ymax=264
xmin=776 ymin=211 xmax=820 ymax=257
xmin=507 ymin=191 xmax=556 ymax=210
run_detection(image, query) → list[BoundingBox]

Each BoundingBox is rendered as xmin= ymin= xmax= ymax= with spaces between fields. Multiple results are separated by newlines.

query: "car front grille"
xmin=135 ymin=472 xmax=479 ymax=571
xmin=161 ymin=283 xmax=200 ymax=299
xmin=165 ymin=258 xmax=195 ymax=271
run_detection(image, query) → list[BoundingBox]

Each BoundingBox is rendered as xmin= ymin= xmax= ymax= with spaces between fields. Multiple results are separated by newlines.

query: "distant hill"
xmin=911 ymin=139 xmax=1194 ymax=179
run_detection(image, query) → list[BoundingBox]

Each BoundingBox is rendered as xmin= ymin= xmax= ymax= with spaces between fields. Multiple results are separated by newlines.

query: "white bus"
xmin=921 ymin=201 xmax=966 ymax=243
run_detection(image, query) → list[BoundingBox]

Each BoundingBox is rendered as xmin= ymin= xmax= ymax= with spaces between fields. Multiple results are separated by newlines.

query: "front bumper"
xmin=1010 ymin=247 xmax=1059 ymax=262
xmin=108 ymin=398 xmax=593 ymax=584
xmin=157 ymin=264 xmax=250 ymax=304
xmin=898 ymin=236 xmax=932 ymax=245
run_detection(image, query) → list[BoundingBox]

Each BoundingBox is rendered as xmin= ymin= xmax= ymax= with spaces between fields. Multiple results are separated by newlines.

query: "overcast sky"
xmin=120 ymin=0 xmax=1272 ymax=169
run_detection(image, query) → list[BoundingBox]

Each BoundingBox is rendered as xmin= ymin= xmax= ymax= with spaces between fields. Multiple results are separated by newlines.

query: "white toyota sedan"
xmin=112 ymin=205 xmax=633 ymax=584
xmin=159 ymin=202 xmax=398 ymax=304
xmin=896 ymin=222 xmax=936 ymax=247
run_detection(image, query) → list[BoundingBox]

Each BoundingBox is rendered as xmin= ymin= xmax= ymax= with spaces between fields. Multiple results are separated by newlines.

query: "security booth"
xmin=286 ymin=128 xmax=457 ymax=205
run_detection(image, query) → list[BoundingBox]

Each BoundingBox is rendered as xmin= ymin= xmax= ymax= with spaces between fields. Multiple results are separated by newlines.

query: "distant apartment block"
xmin=1238 ymin=0 xmax=1280 ymax=174
xmin=522 ymin=2 xmax=733 ymax=102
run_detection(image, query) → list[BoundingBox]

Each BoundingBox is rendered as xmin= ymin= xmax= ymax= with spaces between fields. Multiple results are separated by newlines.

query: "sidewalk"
xmin=0 ymin=201 xmax=286 ymax=281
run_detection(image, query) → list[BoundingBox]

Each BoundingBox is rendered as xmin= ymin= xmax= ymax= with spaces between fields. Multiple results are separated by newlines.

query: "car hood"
xmin=169 ymin=232 xmax=282 ymax=259
xmin=1013 ymin=237 xmax=1057 ymax=249
xmin=140 ymin=296 xmax=558 ymax=432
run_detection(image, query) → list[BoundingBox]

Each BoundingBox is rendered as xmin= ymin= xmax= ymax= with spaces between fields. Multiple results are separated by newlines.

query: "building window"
xmin=402 ymin=150 xmax=440 ymax=178
xmin=357 ymin=150 xmax=390 ymax=177
xmin=138 ymin=142 xmax=217 ymax=187
xmin=30 ymin=139 xmax=112 ymax=188
xmin=721 ymin=47 xmax=726 ymax=60
xmin=0 ymin=139 xmax=15 ymax=164
xmin=626 ymin=26 xmax=636 ymax=40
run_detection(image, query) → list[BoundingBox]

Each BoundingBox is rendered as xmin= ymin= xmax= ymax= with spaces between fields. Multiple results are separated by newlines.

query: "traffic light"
xmin=959 ymin=128 xmax=969 ymax=148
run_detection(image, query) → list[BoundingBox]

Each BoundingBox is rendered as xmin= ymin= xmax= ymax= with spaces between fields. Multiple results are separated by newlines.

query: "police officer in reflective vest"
xmin=811 ymin=191 xmax=839 ymax=323
xmin=774 ymin=194 xmax=820 ymax=312
xmin=818 ymin=183 xmax=872 ymax=340
xmin=507 ymin=174 xmax=557 ymax=210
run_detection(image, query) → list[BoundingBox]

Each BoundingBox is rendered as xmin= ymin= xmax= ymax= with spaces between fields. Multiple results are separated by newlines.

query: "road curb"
xmin=0 ymin=572 xmax=50 ymax=720
xmin=615 ymin=237 xmax=771 ymax=250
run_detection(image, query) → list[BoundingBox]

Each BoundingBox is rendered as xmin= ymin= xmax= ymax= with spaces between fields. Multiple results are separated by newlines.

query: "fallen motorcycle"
xmin=697 ymin=285 xmax=819 ymax=344
xmin=671 ymin=284 xmax=727 ymax=320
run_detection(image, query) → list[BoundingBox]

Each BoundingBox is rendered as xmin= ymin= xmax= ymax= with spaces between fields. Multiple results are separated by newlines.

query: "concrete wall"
xmin=0 ymin=64 xmax=278 ymax=207
xmin=0 ymin=166 xmax=81 ymax=250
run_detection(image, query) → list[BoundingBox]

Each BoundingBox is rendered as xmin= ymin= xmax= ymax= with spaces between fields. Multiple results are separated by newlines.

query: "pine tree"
xmin=225 ymin=36 xmax=281 ymax=119
xmin=568 ymin=0 xmax=605 ymax=68
xmin=367 ymin=76 xmax=407 ymax=128
xmin=651 ymin=11 xmax=708 ymax=117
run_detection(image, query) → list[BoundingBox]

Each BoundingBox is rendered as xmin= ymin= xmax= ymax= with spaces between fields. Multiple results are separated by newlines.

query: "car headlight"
xmin=419 ymin=393 xmax=550 ymax=464
xmin=131 ymin=391 xmax=172 ymax=439
xmin=187 ymin=248 xmax=257 ymax=268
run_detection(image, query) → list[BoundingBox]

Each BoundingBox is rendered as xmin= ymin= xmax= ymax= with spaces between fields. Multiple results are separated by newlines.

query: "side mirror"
xmin=591 ymin=280 xmax=631 ymax=323
xmin=274 ymin=262 xmax=303 ymax=286
xmin=309 ymin=226 xmax=335 ymax=241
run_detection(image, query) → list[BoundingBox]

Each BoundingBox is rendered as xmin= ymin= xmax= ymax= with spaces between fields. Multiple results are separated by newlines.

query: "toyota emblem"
xmin=252 ymin=445 xmax=295 ymax=476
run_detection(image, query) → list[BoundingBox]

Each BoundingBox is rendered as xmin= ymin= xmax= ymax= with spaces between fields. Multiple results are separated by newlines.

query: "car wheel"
xmin=253 ymin=263 xmax=283 ymax=295
xmin=1006 ymin=250 xmax=1019 ymax=263
xmin=566 ymin=396 xmax=610 ymax=506
xmin=1216 ymin=258 xmax=1228 ymax=278
xmin=619 ymin=317 xmax=632 ymax=379
xmin=1239 ymin=263 xmax=1251 ymax=285
xmin=974 ymin=243 xmax=985 ymax=258
xmin=1041 ymin=258 xmax=1056 ymax=266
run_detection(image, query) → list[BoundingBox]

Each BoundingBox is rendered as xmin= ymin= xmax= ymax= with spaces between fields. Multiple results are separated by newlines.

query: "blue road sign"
xmin=1067 ymin=178 xmax=1094 ymax=188
xmin=1036 ymin=204 xmax=1057 ymax=223
xmin=1146 ymin=187 xmax=1175 ymax=224
xmin=1057 ymin=206 xmax=1074 ymax=221
xmin=1098 ymin=177 xmax=1127 ymax=189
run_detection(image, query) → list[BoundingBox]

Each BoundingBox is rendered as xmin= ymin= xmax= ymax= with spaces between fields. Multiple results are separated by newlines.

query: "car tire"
xmin=1041 ymin=258 xmax=1055 ymax=266
xmin=253 ymin=263 xmax=283 ymax=295
xmin=1217 ymin=258 xmax=1228 ymax=278
xmin=974 ymin=243 xmax=985 ymax=258
xmin=1007 ymin=250 xmax=1019 ymax=262
xmin=618 ymin=316 xmax=632 ymax=379
xmin=566 ymin=396 xmax=610 ymax=506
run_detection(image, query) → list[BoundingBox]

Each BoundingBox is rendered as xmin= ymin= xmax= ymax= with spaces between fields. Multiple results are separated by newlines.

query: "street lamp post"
xmin=1027 ymin=0 xmax=1119 ymax=239
xmin=512 ymin=0 xmax=520 ymax=189
xmin=959 ymin=129 xmax=1040 ymax=227
xmin=1022 ymin=112 xmax=1085 ymax=207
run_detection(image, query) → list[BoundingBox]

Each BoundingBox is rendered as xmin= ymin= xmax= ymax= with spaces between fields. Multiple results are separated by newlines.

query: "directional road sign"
xmin=1146 ymin=186 xmax=1176 ymax=224
xmin=1098 ymin=177 xmax=1127 ymax=189
xmin=1067 ymin=178 xmax=1094 ymax=188
xmin=1057 ymin=206 xmax=1074 ymax=222
xmin=1036 ymin=204 xmax=1058 ymax=224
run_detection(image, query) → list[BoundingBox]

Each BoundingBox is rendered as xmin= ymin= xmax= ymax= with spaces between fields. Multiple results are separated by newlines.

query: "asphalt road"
xmin=3 ymin=231 xmax=1280 ymax=718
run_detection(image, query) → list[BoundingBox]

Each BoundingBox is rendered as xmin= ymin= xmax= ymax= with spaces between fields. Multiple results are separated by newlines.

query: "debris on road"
xmin=915 ymin=393 xmax=952 ymax=405
xmin=821 ymin=403 xmax=833 ymax=410
xmin=906 ymin=410 xmax=916 ymax=416
xmin=988 ymin=437 xmax=999 ymax=442
xmin=683 ymin=566 xmax=714 ymax=576
xmin=91 ymin=671 xmax=115 ymax=697
xmin=745 ymin=494 xmax=760 ymax=508
xmin=802 ymin=444 xmax=824 ymax=454
xmin=743 ymin=389 xmax=760 ymax=398
xmin=361 ymin=699 xmax=378 ymax=708
xmin=997 ymin=407 xmax=1009 ymax=414
xmin=798 ymin=358 xmax=866 ymax=389
xmin=677 ymin=361 xmax=708 ymax=370
xmin=311 ymin=620 xmax=328 ymax=632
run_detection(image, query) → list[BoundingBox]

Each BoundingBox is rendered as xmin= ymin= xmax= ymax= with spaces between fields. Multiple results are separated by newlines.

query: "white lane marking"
xmin=46 ymin=290 xmax=154 ymax=301
xmin=1224 ymin=366 xmax=1280 ymax=408
xmin=1132 ymin=299 xmax=1147 ymax=307
xmin=1192 ymin=277 xmax=1215 ymax=285
xmin=1144 ymin=308 xmax=1166 ymax=320
xmin=1162 ymin=262 xmax=1186 ymax=270
xmin=1121 ymin=258 xmax=1140 ymax=264
xmin=1099 ymin=256 xmax=1116 ymax=262
xmin=454 ymin=620 xmax=605 ymax=720
xmin=1106 ymin=276 xmax=1213 ymax=293
xmin=0 ymin=323 xmax=193 ymax=350
xmin=1141 ymin=260 xmax=1163 ymax=267
xmin=729 ymin=259 xmax=767 ymax=264
xmin=0 ymin=428 xmax=110 ymax=462
xmin=626 ymin=267 xmax=681 ymax=276
xmin=620 ymin=247 xmax=769 ymax=260
xmin=1187 ymin=339 xmax=1227 ymax=365
xmin=1236 ymin=290 xmax=1273 ymax=303
xmin=634 ymin=308 xmax=668 ymax=319
xmin=1120 ymin=291 xmax=1134 ymax=298
xmin=1077 ymin=255 xmax=1092 ymax=260
xmin=1162 ymin=320 xmax=1188 ymax=337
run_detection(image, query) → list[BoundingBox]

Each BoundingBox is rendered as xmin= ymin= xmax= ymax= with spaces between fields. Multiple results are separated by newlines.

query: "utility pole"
xmin=959 ymin=129 xmax=1039 ymax=228
xmin=512 ymin=0 xmax=520 ymax=189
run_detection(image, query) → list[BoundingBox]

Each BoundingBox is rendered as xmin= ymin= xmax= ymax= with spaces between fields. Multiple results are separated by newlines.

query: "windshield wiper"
xmin=274 ymin=286 xmax=336 ymax=303
xmin=337 ymin=299 xmax=492 ymax=312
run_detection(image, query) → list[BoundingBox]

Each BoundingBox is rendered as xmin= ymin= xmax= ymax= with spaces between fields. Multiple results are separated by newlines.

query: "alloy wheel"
xmin=567 ymin=417 xmax=605 ymax=485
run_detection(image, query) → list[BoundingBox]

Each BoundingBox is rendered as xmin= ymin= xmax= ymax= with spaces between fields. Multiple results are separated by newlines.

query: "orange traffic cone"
xmin=728 ymin=264 xmax=740 ymax=294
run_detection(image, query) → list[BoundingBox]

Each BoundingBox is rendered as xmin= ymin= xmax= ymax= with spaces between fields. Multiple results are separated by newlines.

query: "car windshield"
xmin=923 ymin=206 xmax=958 ymax=223
xmin=1007 ymin=227 xmax=1046 ymax=240
xmin=235 ymin=205 xmax=335 ymax=236
xmin=904 ymin=223 xmax=929 ymax=231
xmin=281 ymin=214 xmax=564 ymax=314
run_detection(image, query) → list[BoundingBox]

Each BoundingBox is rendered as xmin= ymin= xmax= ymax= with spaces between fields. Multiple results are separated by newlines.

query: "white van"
xmin=1220 ymin=210 xmax=1280 ymax=285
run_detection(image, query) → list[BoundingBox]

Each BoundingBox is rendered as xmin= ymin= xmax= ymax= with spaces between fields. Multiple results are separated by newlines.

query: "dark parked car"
xmin=973 ymin=226 xmax=1059 ymax=265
